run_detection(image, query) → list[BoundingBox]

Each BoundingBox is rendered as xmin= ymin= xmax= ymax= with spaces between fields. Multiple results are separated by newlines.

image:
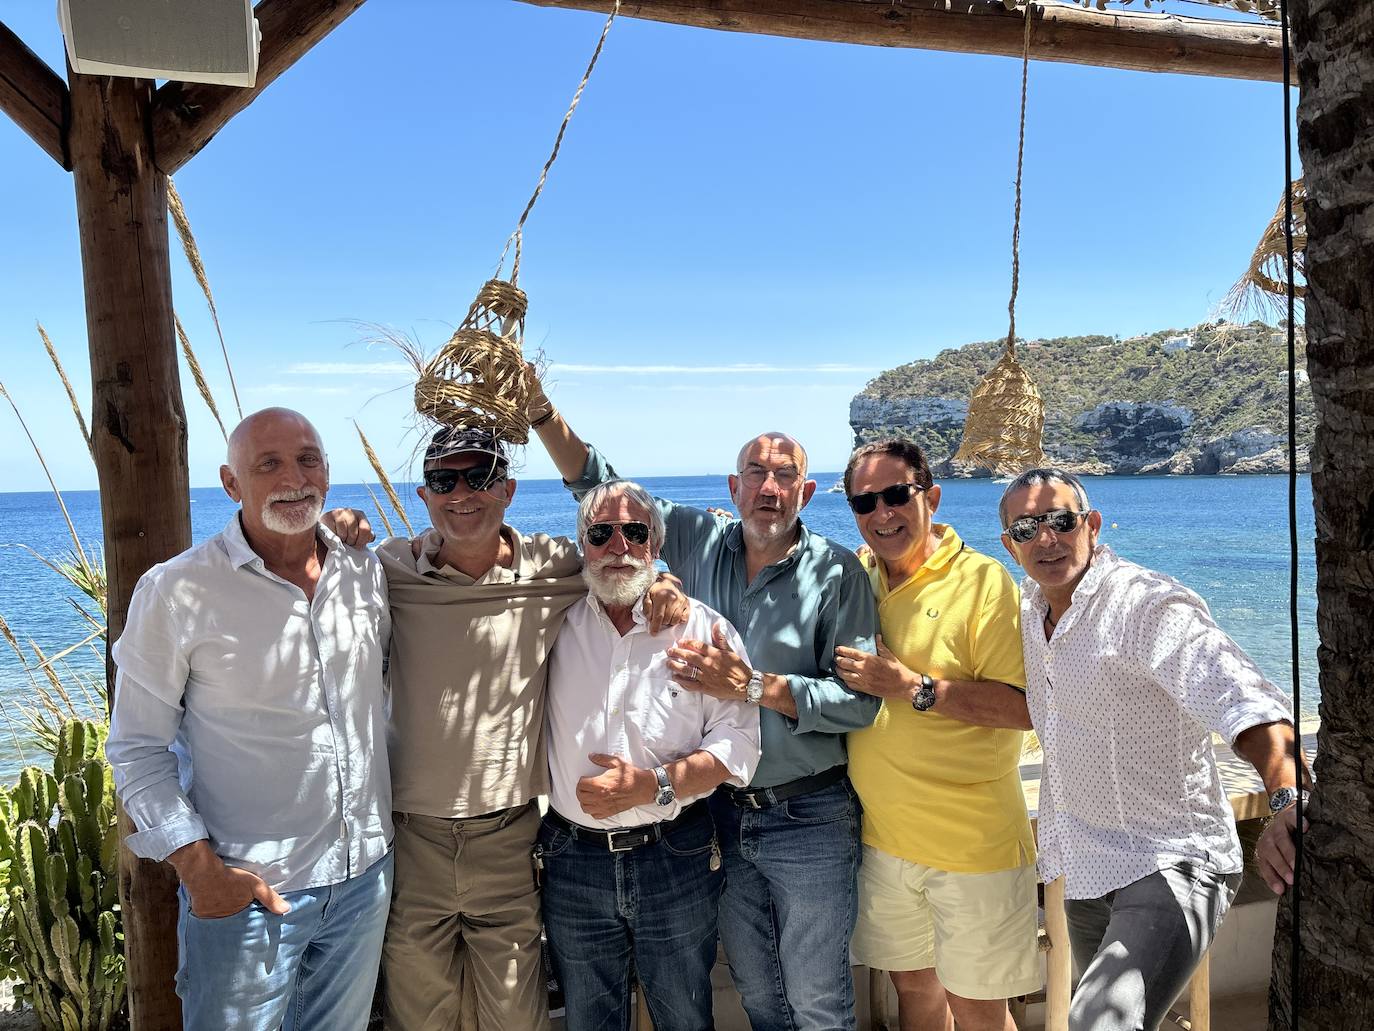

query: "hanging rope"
xmin=1278 ymin=0 xmax=1302 ymax=1026
xmin=953 ymin=5 xmax=1046 ymax=474
xmin=411 ymin=3 xmax=622 ymax=441
xmin=498 ymin=0 xmax=622 ymax=285
xmin=1006 ymin=7 xmax=1033 ymax=358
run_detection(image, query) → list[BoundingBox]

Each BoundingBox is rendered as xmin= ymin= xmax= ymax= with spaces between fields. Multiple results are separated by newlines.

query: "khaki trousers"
xmin=383 ymin=802 xmax=549 ymax=1031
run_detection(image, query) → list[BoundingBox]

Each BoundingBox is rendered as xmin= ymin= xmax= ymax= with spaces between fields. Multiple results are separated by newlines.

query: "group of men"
xmin=105 ymin=382 xmax=1308 ymax=1031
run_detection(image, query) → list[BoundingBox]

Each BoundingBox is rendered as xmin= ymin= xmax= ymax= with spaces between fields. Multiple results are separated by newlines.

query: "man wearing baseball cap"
xmin=366 ymin=424 xmax=688 ymax=1030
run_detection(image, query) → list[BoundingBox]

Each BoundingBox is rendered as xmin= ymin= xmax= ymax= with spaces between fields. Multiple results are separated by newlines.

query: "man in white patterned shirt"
xmin=998 ymin=467 xmax=1308 ymax=1031
xmin=539 ymin=478 xmax=761 ymax=1031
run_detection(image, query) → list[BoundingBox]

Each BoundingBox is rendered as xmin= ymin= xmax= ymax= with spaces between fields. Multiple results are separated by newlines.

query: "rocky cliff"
xmin=851 ymin=322 xmax=1313 ymax=476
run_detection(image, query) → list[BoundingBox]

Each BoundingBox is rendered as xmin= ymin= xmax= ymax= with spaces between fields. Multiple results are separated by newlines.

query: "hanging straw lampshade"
xmin=954 ymin=348 xmax=1046 ymax=473
xmin=954 ymin=6 xmax=1046 ymax=476
xmin=413 ymin=278 xmax=533 ymax=444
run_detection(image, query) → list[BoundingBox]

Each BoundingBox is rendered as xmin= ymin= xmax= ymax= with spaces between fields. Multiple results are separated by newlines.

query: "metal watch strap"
xmin=744 ymin=668 xmax=765 ymax=704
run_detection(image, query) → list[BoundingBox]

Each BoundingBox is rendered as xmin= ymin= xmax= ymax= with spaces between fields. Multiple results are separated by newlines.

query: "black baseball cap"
xmin=423 ymin=426 xmax=510 ymax=466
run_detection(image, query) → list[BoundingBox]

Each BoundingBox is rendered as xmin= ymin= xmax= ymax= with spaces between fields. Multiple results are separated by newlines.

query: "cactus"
xmin=0 ymin=718 xmax=125 ymax=1030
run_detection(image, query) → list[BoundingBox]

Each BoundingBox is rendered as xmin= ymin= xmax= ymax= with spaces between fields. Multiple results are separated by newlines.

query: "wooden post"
xmin=67 ymin=69 xmax=187 ymax=1031
xmin=1044 ymin=876 xmax=1071 ymax=1031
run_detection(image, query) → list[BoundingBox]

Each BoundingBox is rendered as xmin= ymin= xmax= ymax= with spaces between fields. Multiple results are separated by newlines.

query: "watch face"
xmin=656 ymin=788 xmax=675 ymax=806
xmin=1269 ymin=787 xmax=1296 ymax=814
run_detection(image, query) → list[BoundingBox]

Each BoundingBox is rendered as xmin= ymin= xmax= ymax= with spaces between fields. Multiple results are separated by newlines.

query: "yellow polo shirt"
xmin=848 ymin=524 xmax=1035 ymax=874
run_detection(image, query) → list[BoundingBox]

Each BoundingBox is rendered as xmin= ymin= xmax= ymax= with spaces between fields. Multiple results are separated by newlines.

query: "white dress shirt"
xmin=547 ymin=594 xmax=761 ymax=830
xmin=1021 ymin=545 xmax=1292 ymax=901
xmin=106 ymin=515 xmax=392 ymax=893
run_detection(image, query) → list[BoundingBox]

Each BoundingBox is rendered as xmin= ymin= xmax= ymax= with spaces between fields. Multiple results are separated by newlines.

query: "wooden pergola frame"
xmin=0 ymin=0 xmax=1327 ymax=1026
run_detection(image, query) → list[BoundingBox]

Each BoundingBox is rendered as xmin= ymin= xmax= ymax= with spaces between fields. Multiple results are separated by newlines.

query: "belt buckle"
xmin=741 ymin=791 xmax=764 ymax=810
xmin=608 ymin=831 xmax=639 ymax=853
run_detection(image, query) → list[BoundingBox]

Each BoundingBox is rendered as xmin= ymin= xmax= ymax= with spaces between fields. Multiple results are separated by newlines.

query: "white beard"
xmin=583 ymin=554 xmax=657 ymax=609
xmin=261 ymin=489 xmax=324 ymax=535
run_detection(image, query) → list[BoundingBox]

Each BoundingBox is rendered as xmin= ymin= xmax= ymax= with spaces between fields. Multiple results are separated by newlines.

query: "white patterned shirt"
xmin=1020 ymin=545 xmax=1292 ymax=900
xmin=547 ymin=594 xmax=760 ymax=829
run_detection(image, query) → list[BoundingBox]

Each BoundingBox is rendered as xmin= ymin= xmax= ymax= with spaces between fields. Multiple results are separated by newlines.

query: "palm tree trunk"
xmin=1269 ymin=2 xmax=1374 ymax=1027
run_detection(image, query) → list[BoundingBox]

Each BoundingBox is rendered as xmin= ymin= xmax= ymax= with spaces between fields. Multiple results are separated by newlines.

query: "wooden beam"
xmin=151 ymin=0 xmax=366 ymax=173
xmin=68 ymin=70 xmax=187 ymax=1031
xmin=0 ymin=20 xmax=69 ymax=168
xmin=513 ymin=0 xmax=1286 ymax=83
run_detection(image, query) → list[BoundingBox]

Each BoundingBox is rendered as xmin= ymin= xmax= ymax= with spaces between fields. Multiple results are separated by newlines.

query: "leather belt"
xmin=721 ymin=764 xmax=848 ymax=810
xmin=546 ymin=800 xmax=707 ymax=854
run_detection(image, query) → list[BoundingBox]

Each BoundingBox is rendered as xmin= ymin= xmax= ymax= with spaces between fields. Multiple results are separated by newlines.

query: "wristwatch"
xmin=652 ymin=766 xmax=676 ymax=807
xmin=744 ymin=668 xmax=765 ymax=705
xmin=1268 ymin=786 xmax=1309 ymax=815
xmin=911 ymin=673 xmax=937 ymax=712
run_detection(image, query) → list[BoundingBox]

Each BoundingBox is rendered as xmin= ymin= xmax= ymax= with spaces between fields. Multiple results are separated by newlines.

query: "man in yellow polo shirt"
xmin=835 ymin=438 xmax=1038 ymax=1031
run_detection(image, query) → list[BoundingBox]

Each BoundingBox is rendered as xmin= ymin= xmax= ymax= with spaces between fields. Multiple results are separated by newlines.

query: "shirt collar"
xmin=415 ymin=524 xmax=524 ymax=582
xmin=582 ymin=591 xmax=649 ymax=634
xmin=866 ymin=523 xmax=963 ymax=596
xmin=1022 ymin=543 xmax=1119 ymax=620
xmin=724 ymin=517 xmax=811 ymax=568
xmin=220 ymin=512 xmax=341 ymax=571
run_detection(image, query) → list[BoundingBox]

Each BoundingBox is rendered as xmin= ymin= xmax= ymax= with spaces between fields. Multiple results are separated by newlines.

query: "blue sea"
xmin=0 ymin=475 xmax=1318 ymax=781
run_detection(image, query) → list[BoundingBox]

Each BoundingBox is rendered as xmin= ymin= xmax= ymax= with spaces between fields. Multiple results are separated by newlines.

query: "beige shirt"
xmin=378 ymin=526 xmax=586 ymax=818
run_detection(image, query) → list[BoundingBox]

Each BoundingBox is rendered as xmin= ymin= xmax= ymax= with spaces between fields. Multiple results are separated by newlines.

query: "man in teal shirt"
xmin=530 ymin=386 xmax=878 ymax=1031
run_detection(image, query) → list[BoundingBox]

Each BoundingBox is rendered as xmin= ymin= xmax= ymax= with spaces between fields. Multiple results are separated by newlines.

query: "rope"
xmin=1278 ymin=0 xmax=1301 ymax=1025
xmin=1006 ymin=5 xmax=1034 ymax=359
xmin=497 ymin=0 xmax=622 ymax=285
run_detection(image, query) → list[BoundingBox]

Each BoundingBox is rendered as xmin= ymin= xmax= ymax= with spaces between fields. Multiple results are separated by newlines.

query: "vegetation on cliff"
xmin=855 ymin=322 xmax=1314 ymax=472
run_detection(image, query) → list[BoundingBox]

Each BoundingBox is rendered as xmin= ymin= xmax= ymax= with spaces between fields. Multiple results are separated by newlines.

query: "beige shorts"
xmin=851 ymin=845 xmax=1042 ymax=1001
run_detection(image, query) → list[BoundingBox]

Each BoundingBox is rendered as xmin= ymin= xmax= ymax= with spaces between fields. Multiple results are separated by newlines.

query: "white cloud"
xmin=549 ymin=362 xmax=877 ymax=375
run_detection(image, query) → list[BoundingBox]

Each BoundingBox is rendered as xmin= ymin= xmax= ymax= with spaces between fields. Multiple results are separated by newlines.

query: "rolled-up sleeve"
xmin=106 ymin=577 xmax=207 ymax=861
xmin=1132 ymin=587 xmax=1293 ymax=744
xmin=697 ymin=625 xmax=761 ymax=786
xmin=563 ymin=445 xmax=619 ymax=501
xmin=789 ymin=569 xmax=881 ymax=735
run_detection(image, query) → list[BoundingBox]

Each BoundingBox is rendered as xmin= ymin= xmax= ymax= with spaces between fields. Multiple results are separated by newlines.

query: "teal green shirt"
xmin=568 ymin=448 xmax=879 ymax=787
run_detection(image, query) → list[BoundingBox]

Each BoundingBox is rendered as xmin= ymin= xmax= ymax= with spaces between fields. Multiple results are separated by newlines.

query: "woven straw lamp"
xmin=415 ymin=278 xmax=533 ymax=444
xmin=954 ymin=7 xmax=1046 ymax=475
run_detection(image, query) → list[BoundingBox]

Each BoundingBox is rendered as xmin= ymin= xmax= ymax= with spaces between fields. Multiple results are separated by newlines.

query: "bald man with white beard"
xmin=107 ymin=408 xmax=393 ymax=1031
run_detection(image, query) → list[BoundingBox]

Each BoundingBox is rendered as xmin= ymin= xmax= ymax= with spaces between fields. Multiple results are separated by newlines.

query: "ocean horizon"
xmin=0 ymin=473 xmax=1319 ymax=781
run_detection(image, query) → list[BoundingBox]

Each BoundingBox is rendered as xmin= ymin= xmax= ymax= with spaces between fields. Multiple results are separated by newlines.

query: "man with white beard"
xmin=539 ymin=479 xmax=760 ymax=1031
xmin=106 ymin=408 xmax=393 ymax=1031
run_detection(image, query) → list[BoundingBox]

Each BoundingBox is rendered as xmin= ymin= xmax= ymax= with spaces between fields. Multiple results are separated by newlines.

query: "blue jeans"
xmin=539 ymin=805 xmax=723 ymax=1031
xmin=176 ymin=851 xmax=393 ymax=1031
xmin=709 ymin=779 xmax=861 ymax=1031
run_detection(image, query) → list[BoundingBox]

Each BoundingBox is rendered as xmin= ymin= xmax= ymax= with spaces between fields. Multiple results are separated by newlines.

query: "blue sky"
xmin=1 ymin=0 xmax=1294 ymax=491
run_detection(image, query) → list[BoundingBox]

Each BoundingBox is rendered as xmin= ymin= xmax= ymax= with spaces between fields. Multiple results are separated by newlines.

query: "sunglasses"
xmin=1004 ymin=508 xmax=1090 ymax=544
xmin=585 ymin=521 xmax=651 ymax=548
xmin=423 ymin=465 xmax=506 ymax=495
xmin=848 ymin=482 xmax=925 ymax=516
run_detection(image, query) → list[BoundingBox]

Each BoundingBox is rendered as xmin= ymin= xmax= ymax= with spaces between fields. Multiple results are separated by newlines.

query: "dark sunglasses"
xmin=848 ymin=482 xmax=925 ymax=516
xmin=1004 ymin=508 xmax=1090 ymax=544
xmin=423 ymin=466 xmax=505 ymax=495
xmin=585 ymin=521 xmax=651 ymax=547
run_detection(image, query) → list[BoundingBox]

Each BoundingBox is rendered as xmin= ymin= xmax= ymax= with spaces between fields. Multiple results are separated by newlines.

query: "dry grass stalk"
xmin=0 ymin=382 xmax=104 ymax=599
xmin=1221 ymin=179 xmax=1307 ymax=323
xmin=176 ymin=313 xmax=229 ymax=442
xmin=168 ymin=177 xmax=244 ymax=420
xmin=363 ymin=482 xmax=396 ymax=538
xmin=36 ymin=322 xmax=94 ymax=462
xmin=354 ymin=422 xmax=414 ymax=536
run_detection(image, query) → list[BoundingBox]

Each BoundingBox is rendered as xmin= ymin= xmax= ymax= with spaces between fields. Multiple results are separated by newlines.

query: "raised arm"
xmin=526 ymin=365 xmax=593 ymax=483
